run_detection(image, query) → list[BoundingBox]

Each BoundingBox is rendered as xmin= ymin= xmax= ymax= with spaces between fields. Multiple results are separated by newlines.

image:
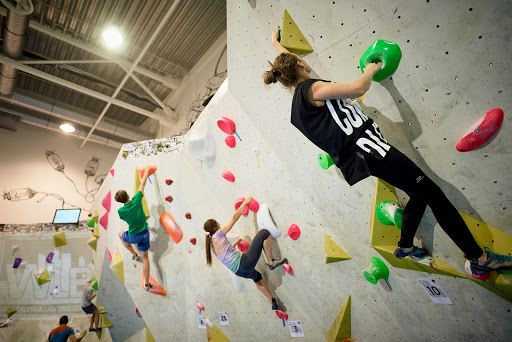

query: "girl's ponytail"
xmin=204 ymin=219 xmax=218 ymax=266
xmin=263 ymin=53 xmax=299 ymax=89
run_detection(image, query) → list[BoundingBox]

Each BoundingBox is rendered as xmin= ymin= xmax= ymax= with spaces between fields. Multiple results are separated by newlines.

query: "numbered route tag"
xmin=417 ymin=278 xmax=453 ymax=305
xmin=288 ymin=321 xmax=304 ymax=338
xmin=218 ymin=312 xmax=229 ymax=325
xmin=197 ymin=316 xmax=206 ymax=329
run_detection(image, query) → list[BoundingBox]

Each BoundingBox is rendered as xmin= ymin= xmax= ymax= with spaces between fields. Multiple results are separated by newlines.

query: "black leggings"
xmin=235 ymin=229 xmax=271 ymax=282
xmin=365 ymin=146 xmax=482 ymax=259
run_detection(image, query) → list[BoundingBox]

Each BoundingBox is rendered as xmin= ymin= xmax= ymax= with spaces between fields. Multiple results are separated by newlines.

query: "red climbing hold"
xmin=222 ymin=170 xmax=235 ymax=182
xmin=190 ymin=238 xmax=197 ymax=245
xmin=217 ymin=117 xmax=236 ymax=135
xmin=275 ymin=310 xmax=288 ymax=320
xmin=456 ymin=108 xmax=504 ymax=152
xmin=282 ymin=263 xmax=293 ymax=274
xmin=88 ymin=213 xmax=92 ymax=217
xmin=248 ymin=199 xmax=259 ymax=212
xmin=165 ymin=195 xmax=173 ymax=203
xmin=109 ymin=169 xmax=115 ymax=176
xmin=287 ymin=224 xmax=301 ymax=240
xmin=225 ymin=135 xmax=236 ymax=148
xmin=165 ymin=179 xmax=173 ymax=185
xmin=185 ymin=213 xmax=192 ymax=219
xmin=141 ymin=274 xmax=166 ymax=296
xmin=237 ymin=240 xmax=250 ymax=253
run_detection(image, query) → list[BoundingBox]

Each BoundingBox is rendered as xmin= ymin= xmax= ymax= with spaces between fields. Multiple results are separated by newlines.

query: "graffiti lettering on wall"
xmin=2 ymin=150 xmax=106 ymax=213
xmin=0 ymin=250 xmax=92 ymax=316
xmin=180 ymin=45 xmax=227 ymax=136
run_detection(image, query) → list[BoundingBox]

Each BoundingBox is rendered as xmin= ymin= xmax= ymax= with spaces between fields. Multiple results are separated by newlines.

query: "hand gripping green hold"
xmin=318 ymin=152 xmax=334 ymax=170
xmin=362 ymin=256 xmax=389 ymax=284
xmin=360 ymin=39 xmax=402 ymax=82
xmin=376 ymin=200 xmax=404 ymax=229
xmin=92 ymin=276 xmax=98 ymax=292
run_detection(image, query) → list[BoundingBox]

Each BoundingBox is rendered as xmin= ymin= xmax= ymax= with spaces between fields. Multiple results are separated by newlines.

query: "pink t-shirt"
xmin=212 ymin=230 xmax=242 ymax=272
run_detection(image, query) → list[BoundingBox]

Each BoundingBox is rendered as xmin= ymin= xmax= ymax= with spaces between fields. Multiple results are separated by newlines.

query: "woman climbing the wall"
xmin=204 ymin=196 xmax=287 ymax=311
xmin=263 ymin=26 xmax=511 ymax=276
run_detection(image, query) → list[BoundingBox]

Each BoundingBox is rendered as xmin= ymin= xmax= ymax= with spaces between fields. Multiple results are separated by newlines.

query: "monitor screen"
xmin=53 ymin=209 xmax=81 ymax=224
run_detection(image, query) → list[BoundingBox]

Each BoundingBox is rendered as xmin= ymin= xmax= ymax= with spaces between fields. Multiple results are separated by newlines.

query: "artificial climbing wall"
xmin=85 ymin=0 xmax=511 ymax=341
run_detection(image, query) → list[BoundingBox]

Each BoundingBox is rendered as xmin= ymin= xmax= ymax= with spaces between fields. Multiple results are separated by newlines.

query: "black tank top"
xmin=291 ymin=79 xmax=390 ymax=185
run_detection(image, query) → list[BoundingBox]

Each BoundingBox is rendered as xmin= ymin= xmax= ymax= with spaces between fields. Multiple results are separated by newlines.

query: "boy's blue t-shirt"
xmin=49 ymin=325 xmax=74 ymax=342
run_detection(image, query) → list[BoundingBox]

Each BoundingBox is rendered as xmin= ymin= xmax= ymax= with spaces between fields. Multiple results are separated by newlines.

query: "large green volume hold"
xmin=360 ymin=39 xmax=402 ymax=82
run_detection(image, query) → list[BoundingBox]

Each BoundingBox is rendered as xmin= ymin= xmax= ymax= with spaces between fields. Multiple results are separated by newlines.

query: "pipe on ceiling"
xmin=0 ymin=0 xmax=34 ymax=95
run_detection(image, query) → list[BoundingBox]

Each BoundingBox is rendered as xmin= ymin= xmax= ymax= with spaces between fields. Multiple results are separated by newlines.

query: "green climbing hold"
xmin=278 ymin=27 xmax=282 ymax=42
xmin=87 ymin=217 xmax=95 ymax=228
xmin=92 ymin=276 xmax=98 ymax=292
xmin=376 ymin=200 xmax=404 ymax=229
xmin=318 ymin=152 xmax=335 ymax=170
xmin=363 ymin=256 xmax=389 ymax=284
xmin=360 ymin=39 xmax=402 ymax=82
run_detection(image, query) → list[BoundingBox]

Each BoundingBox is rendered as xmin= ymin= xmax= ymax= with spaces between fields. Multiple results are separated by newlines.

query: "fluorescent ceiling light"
xmin=60 ymin=123 xmax=75 ymax=133
xmin=102 ymin=26 xmax=124 ymax=49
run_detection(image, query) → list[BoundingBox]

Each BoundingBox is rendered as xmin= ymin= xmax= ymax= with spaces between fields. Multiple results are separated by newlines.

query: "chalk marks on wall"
xmin=180 ymin=45 xmax=228 ymax=136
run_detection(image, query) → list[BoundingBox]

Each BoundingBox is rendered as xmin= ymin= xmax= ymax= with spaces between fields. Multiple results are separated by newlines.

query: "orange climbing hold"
xmin=137 ymin=165 xmax=157 ymax=179
xmin=159 ymin=212 xmax=183 ymax=243
xmin=141 ymin=275 xmax=166 ymax=296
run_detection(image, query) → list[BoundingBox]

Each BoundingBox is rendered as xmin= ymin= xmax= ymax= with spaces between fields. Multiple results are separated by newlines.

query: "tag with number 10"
xmin=417 ymin=278 xmax=453 ymax=305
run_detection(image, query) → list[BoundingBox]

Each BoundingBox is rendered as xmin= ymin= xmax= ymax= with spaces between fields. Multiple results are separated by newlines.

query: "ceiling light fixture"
xmin=102 ymin=25 xmax=124 ymax=50
xmin=60 ymin=123 xmax=75 ymax=133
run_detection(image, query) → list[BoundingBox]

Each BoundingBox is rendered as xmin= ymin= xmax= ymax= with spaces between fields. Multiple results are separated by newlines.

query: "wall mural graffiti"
xmin=2 ymin=150 xmax=106 ymax=217
xmin=179 ymin=45 xmax=227 ymax=136
xmin=121 ymin=136 xmax=185 ymax=160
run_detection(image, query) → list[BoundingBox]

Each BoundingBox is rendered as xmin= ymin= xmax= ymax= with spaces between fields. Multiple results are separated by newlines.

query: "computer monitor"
xmin=52 ymin=209 xmax=81 ymax=224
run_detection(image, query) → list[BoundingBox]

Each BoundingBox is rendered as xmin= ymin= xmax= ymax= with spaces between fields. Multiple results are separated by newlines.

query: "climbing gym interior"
xmin=1 ymin=0 xmax=511 ymax=341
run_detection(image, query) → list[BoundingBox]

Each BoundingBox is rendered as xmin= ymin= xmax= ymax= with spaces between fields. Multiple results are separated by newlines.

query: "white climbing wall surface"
xmin=88 ymin=0 xmax=511 ymax=341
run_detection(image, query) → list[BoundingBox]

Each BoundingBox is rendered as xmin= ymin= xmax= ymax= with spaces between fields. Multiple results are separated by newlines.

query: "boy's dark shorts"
xmin=82 ymin=303 xmax=97 ymax=314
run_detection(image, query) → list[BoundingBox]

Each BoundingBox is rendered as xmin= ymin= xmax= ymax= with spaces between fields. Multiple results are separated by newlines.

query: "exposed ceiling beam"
xmin=0 ymin=89 xmax=153 ymax=142
xmin=0 ymin=7 xmax=182 ymax=90
xmin=80 ymin=0 xmax=182 ymax=148
xmin=0 ymin=54 xmax=177 ymax=127
xmin=20 ymin=59 xmax=116 ymax=65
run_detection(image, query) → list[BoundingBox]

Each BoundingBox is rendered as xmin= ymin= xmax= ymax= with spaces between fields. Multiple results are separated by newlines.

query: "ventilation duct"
xmin=0 ymin=0 xmax=34 ymax=95
xmin=0 ymin=109 xmax=20 ymax=131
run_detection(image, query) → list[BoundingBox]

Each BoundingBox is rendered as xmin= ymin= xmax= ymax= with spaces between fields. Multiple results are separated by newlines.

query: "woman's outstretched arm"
xmin=272 ymin=26 xmax=290 ymax=55
xmin=221 ymin=196 xmax=253 ymax=235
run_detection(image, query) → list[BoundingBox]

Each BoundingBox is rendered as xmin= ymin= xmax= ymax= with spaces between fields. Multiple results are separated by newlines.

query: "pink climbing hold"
xmin=237 ymin=240 xmax=250 ymax=253
xmin=46 ymin=252 xmax=55 ymax=263
xmin=107 ymin=249 xmax=112 ymax=262
xmin=217 ymin=117 xmax=236 ymax=135
xmin=135 ymin=306 xmax=142 ymax=318
xmin=287 ymin=224 xmax=301 ymax=240
xmin=196 ymin=301 xmax=205 ymax=311
xmin=282 ymin=263 xmax=293 ymax=275
xmin=225 ymin=135 xmax=236 ymax=148
xmin=100 ymin=212 xmax=109 ymax=230
xmin=222 ymin=170 xmax=235 ymax=183
xmin=234 ymin=198 xmax=249 ymax=216
xmin=248 ymin=199 xmax=259 ymax=212
xmin=102 ymin=190 xmax=112 ymax=212
xmin=109 ymin=169 xmax=115 ymax=176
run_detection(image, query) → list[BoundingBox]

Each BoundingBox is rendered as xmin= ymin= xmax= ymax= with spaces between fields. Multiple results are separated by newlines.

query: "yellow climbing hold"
xmin=146 ymin=323 xmax=156 ymax=342
xmin=100 ymin=314 xmax=114 ymax=328
xmin=207 ymin=323 xmax=231 ymax=342
xmin=92 ymin=210 xmax=99 ymax=224
xmin=34 ymin=267 xmax=51 ymax=286
xmin=88 ymin=236 xmax=98 ymax=251
xmin=6 ymin=307 xmax=17 ymax=318
xmin=53 ymin=232 xmax=67 ymax=247
xmin=134 ymin=168 xmax=150 ymax=218
xmin=93 ymin=225 xmax=100 ymax=238
xmin=324 ymin=234 xmax=351 ymax=263
xmin=281 ymin=9 xmax=314 ymax=55
xmin=326 ymin=295 xmax=353 ymax=342
xmin=111 ymin=250 xmax=124 ymax=284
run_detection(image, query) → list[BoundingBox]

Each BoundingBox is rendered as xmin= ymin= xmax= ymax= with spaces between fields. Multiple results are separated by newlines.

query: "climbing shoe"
xmin=268 ymin=258 xmax=288 ymax=270
xmin=394 ymin=246 xmax=427 ymax=260
xmin=271 ymin=298 xmax=278 ymax=311
xmin=469 ymin=246 xmax=512 ymax=275
xmin=144 ymin=283 xmax=153 ymax=291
